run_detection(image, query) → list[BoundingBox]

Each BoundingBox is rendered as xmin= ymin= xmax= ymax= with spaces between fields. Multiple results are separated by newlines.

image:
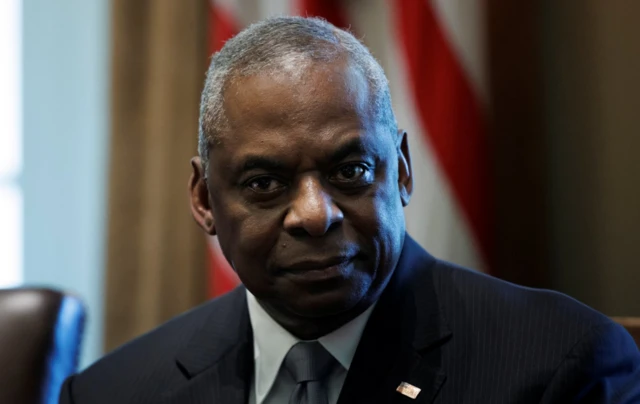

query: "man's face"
xmin=192 ymin=59 xmax=412 ymax=321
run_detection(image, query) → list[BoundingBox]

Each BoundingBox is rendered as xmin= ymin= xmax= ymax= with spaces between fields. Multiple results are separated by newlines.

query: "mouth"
xmin=280 ymin=256 xmax=356 ymax=282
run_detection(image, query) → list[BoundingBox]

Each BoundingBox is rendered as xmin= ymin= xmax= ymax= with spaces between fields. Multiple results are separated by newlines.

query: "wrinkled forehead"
xmin=220 ymin=57 xmax=375 ymax=139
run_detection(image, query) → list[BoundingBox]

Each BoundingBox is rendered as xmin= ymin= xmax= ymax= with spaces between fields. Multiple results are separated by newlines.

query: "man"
xmin=60 ymin=17 xmax=640 ymax=404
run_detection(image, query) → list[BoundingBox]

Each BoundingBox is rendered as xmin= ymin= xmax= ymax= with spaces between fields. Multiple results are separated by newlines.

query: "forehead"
xmin=211 ymin=59 xmax=389 ymax=165
xmin=226 ymin=58 xmax=372 ymax=132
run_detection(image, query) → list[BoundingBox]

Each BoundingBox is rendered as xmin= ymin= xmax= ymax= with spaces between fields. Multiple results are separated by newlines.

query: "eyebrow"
xmin=327 ymin=138 xmax=369 ymax=163
xmin=234 ymin=137 xmax=370 ymax=177
xmin=238 ymin=156 xmax=284 ymax=174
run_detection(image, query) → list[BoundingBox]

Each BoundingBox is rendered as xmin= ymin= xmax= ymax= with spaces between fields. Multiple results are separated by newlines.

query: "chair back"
xmin=0 ymin=288 xmax=85 ymax=404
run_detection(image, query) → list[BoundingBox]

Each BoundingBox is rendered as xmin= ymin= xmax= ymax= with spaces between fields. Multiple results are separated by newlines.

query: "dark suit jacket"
xmin=60 ymin=236 xmax=640 ymax=403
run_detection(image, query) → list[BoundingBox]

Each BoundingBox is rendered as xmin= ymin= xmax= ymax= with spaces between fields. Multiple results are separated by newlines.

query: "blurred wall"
xmin=543 ymin=1 xmax=640 ymax=315
xmin=488 ymin=1 xmax=549 ymax=288
xmin=23 ymin=0 xmax=110 ymax=368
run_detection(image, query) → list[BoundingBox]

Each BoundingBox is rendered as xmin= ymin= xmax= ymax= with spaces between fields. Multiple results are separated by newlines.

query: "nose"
xmin=283 ymin=176 xmax=344 ymax=237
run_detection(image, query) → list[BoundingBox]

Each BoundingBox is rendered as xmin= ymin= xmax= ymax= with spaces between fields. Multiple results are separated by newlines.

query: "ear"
xmin=189 ymin=157 xmax=216 ymax=235
xmin=396 ymin=129 xmax=413 ymax=206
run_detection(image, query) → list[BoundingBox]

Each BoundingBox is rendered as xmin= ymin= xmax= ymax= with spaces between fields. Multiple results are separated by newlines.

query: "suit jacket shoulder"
xmin=432 ymin=259 xmax=613 ymax=336
xmin=60 ymin=287 xmax=249 ymax=404
xmin=424 ymin=259 xmax=640 ymax=402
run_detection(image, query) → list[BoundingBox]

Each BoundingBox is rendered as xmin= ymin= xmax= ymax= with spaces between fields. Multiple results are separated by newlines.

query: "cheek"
xmin=212 ymin=203 xmax=284 ymax=294
xmin=216 ymin=201 xmax=283 ymax=267
xmin=352 ymin=179 xmax=404 ymax=234
xmin=236 ymin=209 xmax=282 ymax=252
xmin=341 ymin=184 xmax=404 ymax=268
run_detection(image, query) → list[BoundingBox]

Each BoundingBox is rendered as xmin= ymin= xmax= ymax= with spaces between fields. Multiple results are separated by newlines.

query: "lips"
xmin=279 ymin=255 xmax=356 ymax=282
xmin=284 ymin=256 xmax=354 ymax=272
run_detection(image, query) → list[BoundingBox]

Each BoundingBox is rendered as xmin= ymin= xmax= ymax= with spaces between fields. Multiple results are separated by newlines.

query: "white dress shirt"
xmin=246 ymin=291 xmax=376 ymax=404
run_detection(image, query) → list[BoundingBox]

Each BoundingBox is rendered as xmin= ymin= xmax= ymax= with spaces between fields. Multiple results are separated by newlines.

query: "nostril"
xmin=326 ymin=221 xmax=341 ymax=233
xmin=287 ymin=227 xmax=308 ymax=238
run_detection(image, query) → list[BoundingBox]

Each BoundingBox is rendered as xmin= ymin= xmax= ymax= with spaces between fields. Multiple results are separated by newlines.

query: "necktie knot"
xmin=284 ymin=341 xmax=336 ymax=384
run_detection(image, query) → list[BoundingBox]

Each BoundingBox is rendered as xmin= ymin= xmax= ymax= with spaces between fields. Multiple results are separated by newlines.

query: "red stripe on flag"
xmin=295 ymin=0 xmax=348 ymax=29
xmin=394 ymin=1 xmax=493 ymax=269
xmin=207 ymin=3 xmax=241 ymax=297
xmin=207 ymin=242 xmax=240 ymax=297
xmin=209 ymin=4 xmax=238 ymax=55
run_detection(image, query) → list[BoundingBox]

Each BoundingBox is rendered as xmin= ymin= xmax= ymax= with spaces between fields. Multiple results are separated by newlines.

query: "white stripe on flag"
xmin=430 ymin=0 xmax=488 ymax=102
xmin=345 ymin=0 xmax=485 ymax=271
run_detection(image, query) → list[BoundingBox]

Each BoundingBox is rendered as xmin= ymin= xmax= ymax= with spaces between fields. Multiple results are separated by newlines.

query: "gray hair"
xmin=198 ymin=16 xmax=397 ymax=173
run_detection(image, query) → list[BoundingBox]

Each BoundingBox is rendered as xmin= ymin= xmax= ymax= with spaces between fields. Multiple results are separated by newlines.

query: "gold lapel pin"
xmin=396 ymin=382 xmax=421 ymax=399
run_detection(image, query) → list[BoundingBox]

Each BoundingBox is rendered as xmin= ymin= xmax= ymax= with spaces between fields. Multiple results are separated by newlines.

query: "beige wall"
xmin=543 ymin=1 xmax=640 ymax=315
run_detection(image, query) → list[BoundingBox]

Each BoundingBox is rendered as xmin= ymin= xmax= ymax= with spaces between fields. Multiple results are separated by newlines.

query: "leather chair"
xmin=613 ymin=317 xmax=640 ymax=348
xmin=0 ymin=288 xmax=85 ymax=404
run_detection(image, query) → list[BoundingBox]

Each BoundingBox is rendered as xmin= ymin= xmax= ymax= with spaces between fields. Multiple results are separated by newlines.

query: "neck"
xmin=258 ymin=298 xmax=374 ymax=340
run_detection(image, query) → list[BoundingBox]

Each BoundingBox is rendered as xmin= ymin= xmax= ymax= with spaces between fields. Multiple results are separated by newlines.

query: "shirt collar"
xmin=246 ymin=290 xmax=376 ymax=404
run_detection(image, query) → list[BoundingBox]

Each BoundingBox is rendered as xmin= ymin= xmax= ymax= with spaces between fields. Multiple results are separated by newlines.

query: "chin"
xmin=285 ymin=282 xmax=369 ymax=319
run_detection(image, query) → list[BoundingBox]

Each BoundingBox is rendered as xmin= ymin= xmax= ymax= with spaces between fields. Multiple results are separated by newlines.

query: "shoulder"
xmin=429 ymin=259 xmax=613 ymax=335
xmin=540 ymin=319 xmax=640 ymax=401
xmin=64 ymin=287 xmax=246 ymax=404
xmin=415 ymin=260 xmax=640 ymax=399
xmin=426 ymin=260 xmax=639 ymax=374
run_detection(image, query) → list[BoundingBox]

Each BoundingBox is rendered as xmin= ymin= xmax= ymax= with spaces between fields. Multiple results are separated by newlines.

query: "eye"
xmin=331 ymin=163 xmax=372 ymax=184
xmin=246 ymin=176 xmax=285 ymax=193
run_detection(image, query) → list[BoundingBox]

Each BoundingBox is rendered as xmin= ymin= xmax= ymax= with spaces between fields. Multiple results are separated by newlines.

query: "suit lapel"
xmin=338 ymin=236 xmax=451 ymax=404
xmin=160 ymin=287 xmax=254 ymax=404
